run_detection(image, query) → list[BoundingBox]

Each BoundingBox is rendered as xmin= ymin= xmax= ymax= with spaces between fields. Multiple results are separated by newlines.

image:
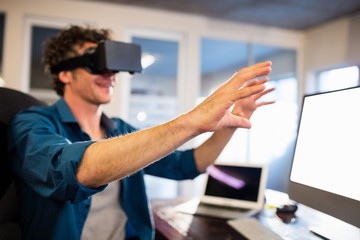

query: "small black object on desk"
xmin=276 ymin=201 xmax=298 ymax=223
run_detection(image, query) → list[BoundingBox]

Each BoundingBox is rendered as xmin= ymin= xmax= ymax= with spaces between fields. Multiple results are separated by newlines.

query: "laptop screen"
xmin=201 ymin=162 xmax=268 ymax=210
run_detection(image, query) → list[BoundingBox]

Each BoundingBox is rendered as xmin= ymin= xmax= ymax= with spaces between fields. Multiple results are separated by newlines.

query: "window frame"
xmin=22 ymin=15 xmax=94 ymax=102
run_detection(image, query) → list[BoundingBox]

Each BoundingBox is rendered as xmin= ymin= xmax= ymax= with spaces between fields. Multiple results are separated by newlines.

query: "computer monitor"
xmin=288 ymin=86 xmax=360 ymax=239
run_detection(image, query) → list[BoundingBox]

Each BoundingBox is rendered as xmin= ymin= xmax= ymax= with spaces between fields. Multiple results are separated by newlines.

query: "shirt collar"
xmin=54 ymin=98 xmax=117 ymax=131
xmin=55 ymin=98 xmax=77 ymax=123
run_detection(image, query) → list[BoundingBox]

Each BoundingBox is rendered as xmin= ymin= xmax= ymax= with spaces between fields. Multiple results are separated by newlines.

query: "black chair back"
xmin=0 ymin=87 xmax=45 ymax=240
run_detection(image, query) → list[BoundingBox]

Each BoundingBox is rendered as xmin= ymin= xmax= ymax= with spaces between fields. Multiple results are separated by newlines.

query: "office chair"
xmin=0 ymin=87 xmax=45 ymax=239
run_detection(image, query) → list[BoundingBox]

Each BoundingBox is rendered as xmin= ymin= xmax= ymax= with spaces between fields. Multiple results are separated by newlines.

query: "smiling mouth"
xmin=96 ymin=81 xmax=114 ymax=88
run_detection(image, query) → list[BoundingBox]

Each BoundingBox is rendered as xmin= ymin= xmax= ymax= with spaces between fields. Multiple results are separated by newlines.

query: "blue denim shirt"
xmin=7 ymin=98 xmax=200 ymax=240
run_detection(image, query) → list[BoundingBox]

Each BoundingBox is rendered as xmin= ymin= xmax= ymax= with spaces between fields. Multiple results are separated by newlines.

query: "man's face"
xmin=63 ymin=42 xmax=116 ymax=105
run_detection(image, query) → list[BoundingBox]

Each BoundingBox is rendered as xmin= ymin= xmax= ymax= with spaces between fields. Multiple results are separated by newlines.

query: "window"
xmin=197 ymin=38 xmax=249 ymax=163
xmin=197 ymin=39 xmax=298 ymax=192
xmin=30 ymin=26 xmax=61 ymax=91
xmin=129 ymin=37 xmax=178 ymax=129
xmin=130 ymin=35 xmax=181 ymax=199
xmin=22 ymin=16 xmax=92 ymax=103
xmin=317 ymin=66 xmax=359 ymax=92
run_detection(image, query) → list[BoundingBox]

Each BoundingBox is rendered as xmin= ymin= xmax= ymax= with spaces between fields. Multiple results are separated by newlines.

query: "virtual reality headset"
xmin=50 ymin=40 xmax=143 ymax=75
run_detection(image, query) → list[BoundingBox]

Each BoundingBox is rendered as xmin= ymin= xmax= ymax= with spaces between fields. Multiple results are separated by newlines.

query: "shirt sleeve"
xmin=144 ymin=148 xmax=201 ymax=180
xmin=7 ymin=108 xmax=106 ymax=203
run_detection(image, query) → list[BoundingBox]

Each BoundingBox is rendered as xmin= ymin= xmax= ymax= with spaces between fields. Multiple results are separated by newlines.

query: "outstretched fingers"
xmin=189 ymin=61 xmax=273 ymax=133
xmin=230 ymin=78 xmax=268 ymax=103
xmin=229 ymin=115 xmax=252 ymax=129
xmin=254 ymin=87 xmax=275 ymax=101
xmin=229 ymin=61 xmax=272 ymax=90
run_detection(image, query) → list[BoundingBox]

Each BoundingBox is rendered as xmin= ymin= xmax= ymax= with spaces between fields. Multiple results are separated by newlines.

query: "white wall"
xmin=303 ymin=14 xmax=360 ymax=93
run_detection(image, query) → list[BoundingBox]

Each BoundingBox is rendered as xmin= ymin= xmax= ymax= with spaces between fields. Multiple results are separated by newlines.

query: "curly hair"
xmin=43 ymin=25 xmax=112 ymax=96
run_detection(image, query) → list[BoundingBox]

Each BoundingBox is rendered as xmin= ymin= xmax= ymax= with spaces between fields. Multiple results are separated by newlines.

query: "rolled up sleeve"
xmin=8 ymin=108 xmax=106 ymax=203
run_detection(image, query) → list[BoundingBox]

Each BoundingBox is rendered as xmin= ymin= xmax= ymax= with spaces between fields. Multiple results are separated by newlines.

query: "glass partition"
xmin=200 ymin=38 xmax=248 ymax=97
xmin=251 ymin=44 xmax=298 ymax=191
xmin=29 ymin=26 xmax=61 ymax=103
xmin=30 ymin=26 xmax=61 ymax=90
xmin=129 ymin=37 xmax=178 ymax=129
xmin=197 ymin=38 xmax=250 ymax=163
xmin=198 ymin=39 xmax=298 ymax=192
xmin=130 ymin=36 xmax=180 ymax=199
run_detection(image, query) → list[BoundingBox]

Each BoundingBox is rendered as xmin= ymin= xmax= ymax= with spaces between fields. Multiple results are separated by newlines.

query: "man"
xmin=7 ymin=25 xmax=274 ymax=240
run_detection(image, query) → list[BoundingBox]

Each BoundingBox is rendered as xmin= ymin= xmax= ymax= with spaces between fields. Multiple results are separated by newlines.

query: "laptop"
xmin=175 ymin=162 xmax=268 ymax=219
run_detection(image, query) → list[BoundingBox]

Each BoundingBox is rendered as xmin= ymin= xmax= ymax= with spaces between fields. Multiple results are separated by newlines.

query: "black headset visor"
xmin=50 ymin=40 xmax=143 ymax=75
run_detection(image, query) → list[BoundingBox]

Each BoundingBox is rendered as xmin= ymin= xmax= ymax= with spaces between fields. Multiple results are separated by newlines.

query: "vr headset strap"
xmin=50 ymin=55 xmax=91 ymax=74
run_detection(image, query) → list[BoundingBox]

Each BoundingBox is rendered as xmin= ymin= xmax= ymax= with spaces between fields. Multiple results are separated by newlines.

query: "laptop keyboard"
xmin=195 ymin=203 xmax=257 ymax=219
xmin=175 ymin=199 xmax=259 ymax=219
xmin=228 ymin=217 xmax=283 ymax=240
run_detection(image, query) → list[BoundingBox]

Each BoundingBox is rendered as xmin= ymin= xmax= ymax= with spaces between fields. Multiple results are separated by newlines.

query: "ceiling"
xmin=86 ymin=0 xmax=360 ymax=30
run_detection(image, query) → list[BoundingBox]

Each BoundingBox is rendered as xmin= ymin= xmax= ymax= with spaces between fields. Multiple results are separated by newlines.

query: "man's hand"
xmin=232 ymin=79 xmax=275 ymax=119
xmin=187 ymin=61 xmax=272 ymax=134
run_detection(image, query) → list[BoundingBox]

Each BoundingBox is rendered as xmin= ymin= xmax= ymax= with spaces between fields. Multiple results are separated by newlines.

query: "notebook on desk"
xmin=175 ymin=162 xmax=268 ymax=219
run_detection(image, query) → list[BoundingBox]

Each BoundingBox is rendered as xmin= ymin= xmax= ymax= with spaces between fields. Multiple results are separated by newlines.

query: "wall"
xmin=303 ymin=14 xmax=360 ymax=93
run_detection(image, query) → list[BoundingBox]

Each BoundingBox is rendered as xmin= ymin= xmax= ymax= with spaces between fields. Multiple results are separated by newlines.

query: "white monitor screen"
xmin=290 ymin=87 xmax=360 ymax=202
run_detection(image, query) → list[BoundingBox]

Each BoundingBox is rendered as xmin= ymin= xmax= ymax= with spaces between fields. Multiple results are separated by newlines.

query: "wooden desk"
xmin=152 ymin=197 xmax=246 ymax=240
xmin=151 ymin=197 xmax=324 ymax=240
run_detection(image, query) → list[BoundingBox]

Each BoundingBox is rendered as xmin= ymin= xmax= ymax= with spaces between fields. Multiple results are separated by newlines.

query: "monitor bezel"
xmin=288 ymin=86 xmax=360 ymax=228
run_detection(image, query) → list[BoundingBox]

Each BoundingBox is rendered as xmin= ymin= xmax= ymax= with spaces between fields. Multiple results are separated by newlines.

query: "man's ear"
xmin=58 ymin=71 xmax=72 ymax=84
